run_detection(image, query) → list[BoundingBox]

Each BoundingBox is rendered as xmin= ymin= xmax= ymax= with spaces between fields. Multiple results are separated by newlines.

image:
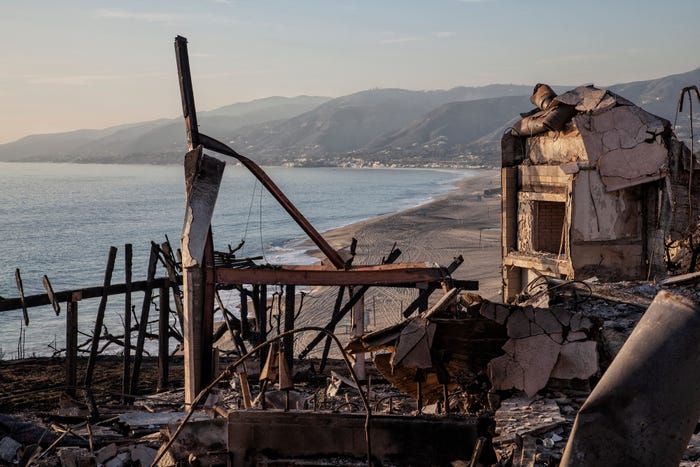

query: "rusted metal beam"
xmin=174 ymin=35 xmax=345 ymax=270
xmin=216 ymin=262 xmax=446 ymax=287
xmin=0 ymin=277 xmax=173 ymax=312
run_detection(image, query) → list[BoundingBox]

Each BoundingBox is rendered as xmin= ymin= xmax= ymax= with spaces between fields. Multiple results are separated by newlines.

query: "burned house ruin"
xmin=501 ymin=83 xmax=700 ymax=301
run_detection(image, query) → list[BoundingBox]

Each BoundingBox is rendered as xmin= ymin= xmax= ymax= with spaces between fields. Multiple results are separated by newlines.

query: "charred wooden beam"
xmin=65 ymin=299 xmax=78 ymax=398
xmin=130 ymin=243 xmax=160 ymax=395
xmin=123 ymin=244 xmax=132 ymax=403
xmin=0 ymin=277 xmax=174 ymax=312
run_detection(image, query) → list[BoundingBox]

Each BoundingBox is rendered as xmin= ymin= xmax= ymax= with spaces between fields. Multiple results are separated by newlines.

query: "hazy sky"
xmin=2 ymin=0 xmax=698 ymax=143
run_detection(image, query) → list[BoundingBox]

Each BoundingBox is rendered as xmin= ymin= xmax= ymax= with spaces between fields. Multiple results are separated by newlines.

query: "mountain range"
xmin=1 ymin=68 xmax=698 ymax=167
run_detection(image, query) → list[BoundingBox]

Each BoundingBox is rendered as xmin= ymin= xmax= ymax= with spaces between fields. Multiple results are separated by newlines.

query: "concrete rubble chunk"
xmin=57 ymin=448 xmax=96 ymax=467
xmin=552 ymin=308 xmax=572 ymax=327
xmin=95 ymin=443 xmax=118 ymax=464
xmin=0 ymin=436 xmax=21 ymax=463
xmin=506 ymin=310 xmax=533 ymax=338
xmin=105 ymin=451 xmax=130 ymax=467
xmin=130 ymin=444 xmax=157 ymax=467
xmin=480 ymin=301 xmax=511 ymax=324
xmin=551 ymin=341 xmax=598 ymax=380
xmin=534 ymin=308 xmax=563 ymax=334
xmin=566 ymin=330 xmax=588 ymax=342
xmin=569 ymin=312 xmax=593 ymax=332
xmin=488 ymin=334 xmax=562 ymax=397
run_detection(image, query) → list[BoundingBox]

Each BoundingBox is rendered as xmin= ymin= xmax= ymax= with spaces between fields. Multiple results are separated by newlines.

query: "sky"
xmin=1 ymin=0 xmax=699 ymax=144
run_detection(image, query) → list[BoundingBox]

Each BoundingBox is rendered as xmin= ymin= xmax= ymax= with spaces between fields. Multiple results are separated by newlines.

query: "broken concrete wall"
xmin=569 ymin=169 xmax=648 ymax=279
xmin=482 ymin=301 xmax=598 ymax=398
xmin=526 ymin=126 xmax=586 ymax=165
xmin=570 ymin=170 xmax=642 ymax=242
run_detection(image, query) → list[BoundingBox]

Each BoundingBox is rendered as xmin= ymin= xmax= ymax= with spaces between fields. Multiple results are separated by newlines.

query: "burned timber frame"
xmin=174 ymin=35 xmax=476 ymax=403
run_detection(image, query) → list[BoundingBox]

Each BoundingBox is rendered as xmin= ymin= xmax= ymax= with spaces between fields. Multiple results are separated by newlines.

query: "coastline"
xmin=294 ymin=169 xmax=502 ymax=356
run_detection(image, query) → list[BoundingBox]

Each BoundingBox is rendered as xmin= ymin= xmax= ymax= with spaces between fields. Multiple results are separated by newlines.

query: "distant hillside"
xmin=0 ymin=95 xmax=330 ymax=163
xmin=214 ymin=85 xmax=534 ymax=164
xmin=1 ymin=68 xmax=699 ymax=167
xmin=362 ymin=95 xmax=531 ymax=164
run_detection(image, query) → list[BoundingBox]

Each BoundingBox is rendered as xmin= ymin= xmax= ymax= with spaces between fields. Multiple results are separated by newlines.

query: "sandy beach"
xmin=293 ymin=169 xmax=502 ymax=357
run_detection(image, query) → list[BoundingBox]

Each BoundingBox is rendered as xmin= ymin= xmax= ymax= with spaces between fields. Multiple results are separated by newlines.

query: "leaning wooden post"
xmin=130 ymin=242 xmax=159 ymax=395
xmin=158 ymin=279 xmax=171 ymax=392
xmin=85 ymin=246 xmax=118 ymax=387
xmin=65 ymin=295 xmax=80 ymax=397
xmin=123 ymin=243 xmax=132 ymax=402
xmin=283 ymin=285 xmax=295 ymax=372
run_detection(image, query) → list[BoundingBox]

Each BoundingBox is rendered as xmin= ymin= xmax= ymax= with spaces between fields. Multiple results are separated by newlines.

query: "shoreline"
xmin=305 ymin=169 xmax=502 ymax=294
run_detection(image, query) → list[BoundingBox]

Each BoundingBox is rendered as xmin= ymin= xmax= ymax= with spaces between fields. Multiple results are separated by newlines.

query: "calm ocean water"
xmin=0 ymin=162 xmax=474 ymax=358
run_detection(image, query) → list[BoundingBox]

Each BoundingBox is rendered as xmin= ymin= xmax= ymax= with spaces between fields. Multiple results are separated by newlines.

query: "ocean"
xmin=0 ymin=162 xmax=474 ymax=358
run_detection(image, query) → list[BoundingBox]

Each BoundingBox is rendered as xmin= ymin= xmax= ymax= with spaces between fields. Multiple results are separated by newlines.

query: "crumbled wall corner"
xmin=482 ymin=301 xmax=599 ymax=398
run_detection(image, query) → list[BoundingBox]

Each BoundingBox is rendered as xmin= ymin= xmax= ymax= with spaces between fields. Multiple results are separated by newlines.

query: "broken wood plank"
xmin=660 ymin=270 xmax=700 ymax=286
xmin=14 ymin=269 xmax=28 ymax=325
xmin=181 ymin=150 xmax=225 ymax=268
xmin=422 ymin=287 xmax=460 ymax=319
xmin=42 ymin=275 xmax=60 ymax=316
xmin=85 ymin=246 xmax=118 ymax=387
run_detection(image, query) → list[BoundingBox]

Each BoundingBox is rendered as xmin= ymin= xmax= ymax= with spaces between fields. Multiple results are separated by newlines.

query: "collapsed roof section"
xmin=501 ymin=84 xmax=697 ymax=301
